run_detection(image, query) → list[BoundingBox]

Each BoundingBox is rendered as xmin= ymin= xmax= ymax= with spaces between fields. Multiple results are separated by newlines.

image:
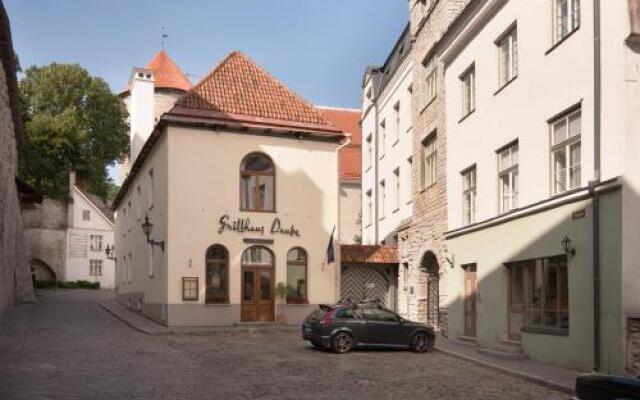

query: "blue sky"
xmin=5 ymin=0 xmax=409 ymax=109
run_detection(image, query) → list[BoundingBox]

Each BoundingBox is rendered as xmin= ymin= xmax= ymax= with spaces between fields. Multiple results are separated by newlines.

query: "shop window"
xmin=240 ymin=152 xmax=275 ymax=212
xmin=205 ymin=244 xmax=229 ymax=304
xmin=287 ymin=248 xmax=308 ymax=304
xmin=182 ymin=277 xmax=198 ymax=301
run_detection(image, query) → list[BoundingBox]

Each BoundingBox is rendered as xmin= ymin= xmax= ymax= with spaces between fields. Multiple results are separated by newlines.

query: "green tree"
xmin=18 ymin=63 xmax=128 ymax=200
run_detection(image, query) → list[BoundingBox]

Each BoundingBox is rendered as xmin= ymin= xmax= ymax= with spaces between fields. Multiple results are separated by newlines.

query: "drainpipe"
xmin=373 ymin=76 xmax=381 ymax=244
xmin=591 ymin=0 xmax=602 ymax=372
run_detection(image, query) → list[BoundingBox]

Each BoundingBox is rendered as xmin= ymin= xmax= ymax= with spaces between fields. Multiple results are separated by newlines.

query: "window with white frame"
xmin=461 ymin=65 xmax=476 ymax=117
xmin=551 ymin=108 xmax=581 ymax=194
xmin=393 ymin=102 xmax=401 ymax=142
xmin=127 ymin=200 xmax=132 ymax=231
xmin=148 ymin=168 xmax=154 ymax=209
xmin=406 ymin=157 xmax=413 ymax=204
xmin=128 ymin=253 xmax=133 ymax=283
xmin=498 ymin=143 xmax=519 ymax=213
xmin=379 ymin=180 xmax=386 ymax=219
xmin=421 ymin=134 xmax=437 ymax=188
xmin=366 ymin=189 xmax=373 ymax=226
xmin=497 ymin=26 xmax=518 ymax=88
xmin=89 ymin=259 xmax=102 ymax=276
xmin=89 ymin=235 xmax=103 ymax=251
xmin=425 ymin=55 xmax=437 ymax=104
xmin=121 ymin=208 xmax=127 ymax=236
xmin=366 ymin=134 xmax=373 ymax=169
xmin=136 ymin=185 xmax=142 ymax=220
xmin=379 ymin=120 xmax=386 ymax=157
xmin=553 ymin=0 xmax=580 ymax=45
xmin=82 ymin=210 xmax=91 ymax=221
xmin=393 ymin=168 xmax=400 ymax=211
xmin=462 ymin=167 xmax=477 ymax=225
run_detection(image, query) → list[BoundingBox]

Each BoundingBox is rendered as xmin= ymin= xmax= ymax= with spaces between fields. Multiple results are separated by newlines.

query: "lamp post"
xmin=105 ymin=244 xmax=116 ymax=260
xmin=142 ymin=214 xmax=165 ymax=251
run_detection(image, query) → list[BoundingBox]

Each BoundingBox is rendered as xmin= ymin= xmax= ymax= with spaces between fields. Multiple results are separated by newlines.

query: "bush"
xmin=35 ymin=280 xmax=100 ymax=289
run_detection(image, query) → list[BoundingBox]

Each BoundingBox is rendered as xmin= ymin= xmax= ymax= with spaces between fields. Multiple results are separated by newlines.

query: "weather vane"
xmin=161 ymin=26 xmax=168 ymax=49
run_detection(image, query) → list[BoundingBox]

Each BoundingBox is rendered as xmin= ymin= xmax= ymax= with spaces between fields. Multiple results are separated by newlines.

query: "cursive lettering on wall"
xmin=218 ymin=214 xmax=300 ymax=237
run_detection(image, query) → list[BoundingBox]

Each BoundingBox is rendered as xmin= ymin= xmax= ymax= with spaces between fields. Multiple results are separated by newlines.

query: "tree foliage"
xmin=18 ymin=63 xmax=128 ymax=200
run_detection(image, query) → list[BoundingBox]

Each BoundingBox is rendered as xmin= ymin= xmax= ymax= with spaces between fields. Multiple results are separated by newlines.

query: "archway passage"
xmin=421 ymin=251 xmax=440 ymax=327
xmin=341 ymin=265 xmax=391 ymax=308
xmin=30 ymin=259 xmax=56 ymax=283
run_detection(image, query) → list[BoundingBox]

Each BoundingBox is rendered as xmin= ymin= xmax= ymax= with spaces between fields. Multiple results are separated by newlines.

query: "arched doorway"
xmin=420 ymin=251 xmax=439 ymax=327
xmin=30 ymin=259 xmax=56 ymax=283
xmin=240 ymin=246 xmax=274 ymax=322
xmin=341 ymin=265 xmax=391 ymax=306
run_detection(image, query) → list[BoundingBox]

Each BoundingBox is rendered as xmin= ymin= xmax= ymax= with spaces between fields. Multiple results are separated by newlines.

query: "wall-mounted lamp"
xmin=105 ymin=244 xmax=116 ymax=260
xmin=142 ymin=214 xmax=165 ymax=251
xmin=562 ymin=235 xmax=576 ymax=257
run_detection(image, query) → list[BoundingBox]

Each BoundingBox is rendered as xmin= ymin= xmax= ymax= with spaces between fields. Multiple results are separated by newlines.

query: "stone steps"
xmin=455 ymin=335 xmax=478 ymax=347
xmin=477 ymin=340 xmax=529 ymax=360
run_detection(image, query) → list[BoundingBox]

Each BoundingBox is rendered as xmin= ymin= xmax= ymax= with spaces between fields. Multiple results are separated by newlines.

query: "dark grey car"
xmin=301 ymin=303 xmax=435 ymax=354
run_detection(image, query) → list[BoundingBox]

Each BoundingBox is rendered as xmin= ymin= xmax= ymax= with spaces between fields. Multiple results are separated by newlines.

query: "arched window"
xmin=241 ymin=246 xmax=274 ymax=266
xmin=287 ymin=248 xmax=308 ymax=304
xmin=240 ymin=153 xmax=275 ymax=212
xmin=205 ymin=244 xmax=229 ymax=304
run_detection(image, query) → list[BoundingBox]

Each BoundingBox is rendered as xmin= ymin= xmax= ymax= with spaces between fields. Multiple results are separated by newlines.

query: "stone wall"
xmin=22 ymin=199 xmax=68 ymax=281
xmin=401 ymin=0 xmax=469 ymax=327
xmin=0 ymin=3 xmax=35 ymax=316
xmin=628 ymin=318 xmax=640 ymax=376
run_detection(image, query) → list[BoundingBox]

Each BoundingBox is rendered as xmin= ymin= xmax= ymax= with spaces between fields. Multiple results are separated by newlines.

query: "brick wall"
xmin=400 ymin=0 xmax=469 ymax=327
xmin=0 ymin=7 xmax=36 ymax=315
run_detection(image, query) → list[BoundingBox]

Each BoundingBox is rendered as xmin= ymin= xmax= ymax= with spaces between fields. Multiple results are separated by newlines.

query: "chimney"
xmin=68 ymin=170 xmax=76 ymax=193
xmin=129 ymin=68 xmax=155 ymax=162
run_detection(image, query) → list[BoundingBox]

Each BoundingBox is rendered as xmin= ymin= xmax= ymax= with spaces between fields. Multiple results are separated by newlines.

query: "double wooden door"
xmin=241 ymin=267 xmax=274 ymax=322
xmin=463 ymin=265 xmax=478 ymax=338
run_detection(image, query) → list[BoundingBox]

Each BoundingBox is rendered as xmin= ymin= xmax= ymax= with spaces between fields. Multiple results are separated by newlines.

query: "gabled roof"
xmin=121 ymin=50 xmax=191 ymax=95
xmin=169 ymin=51 xmax=339 ymax=134
xmin=74 ymin=186 xmax=114 ymax=224
xmin=341 ymin=245 xmax=399 ymax=264
xmin=317 ymin=106 xmax=361 ymax=180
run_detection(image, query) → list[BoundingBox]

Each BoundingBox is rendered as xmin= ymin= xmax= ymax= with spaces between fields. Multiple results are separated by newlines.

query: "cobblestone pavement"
xmin=0 ymin=290 xmax=569 ymax=400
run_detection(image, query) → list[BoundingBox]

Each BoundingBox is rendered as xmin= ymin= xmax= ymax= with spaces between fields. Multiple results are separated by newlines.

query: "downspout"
xmin=591 ymin=0 xmax=602 ymax=372
xmin=373 ymin=78 xmax=381 ymax=244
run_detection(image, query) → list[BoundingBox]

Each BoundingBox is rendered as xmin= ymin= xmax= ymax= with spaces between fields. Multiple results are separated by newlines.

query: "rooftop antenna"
xmin=161 ymin=26 xmax=168 ymax=49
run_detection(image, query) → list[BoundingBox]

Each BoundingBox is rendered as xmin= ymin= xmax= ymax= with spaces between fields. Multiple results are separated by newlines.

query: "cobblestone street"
xmin=0 ymin=290 xmax=569 ymax=400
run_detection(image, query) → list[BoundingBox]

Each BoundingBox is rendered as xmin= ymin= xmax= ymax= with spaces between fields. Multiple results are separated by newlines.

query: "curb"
xmin=99 ymin=301 xmax=170 ymax=336
xmin=434 ymin=346 xmax=575 ymax=395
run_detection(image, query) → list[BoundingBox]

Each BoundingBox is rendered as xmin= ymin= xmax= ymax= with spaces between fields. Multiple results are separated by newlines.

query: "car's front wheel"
xmin=331 ymin=332 xmax=353 ymax=354
xmin=410 ymin=331 xmax=434 ymax=353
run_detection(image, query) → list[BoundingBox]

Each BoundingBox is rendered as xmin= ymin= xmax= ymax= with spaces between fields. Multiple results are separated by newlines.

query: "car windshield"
xmin=362 ymin=307 xmax=400 ymax=322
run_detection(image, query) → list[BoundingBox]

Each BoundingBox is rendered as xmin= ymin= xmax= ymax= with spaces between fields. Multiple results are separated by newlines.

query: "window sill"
xmin=406 ymin=200 xmax=412 ymax=205
xmin=379 ymin=217 xmax=386 ymax=222
xmin=379 ymin=154 xmax=386 ymax=161
xmin=365 ymin=166 xmax=372 ymax=173
xmin=521 ymin=326 xmax=569 ymax=337
xmin=419 ymin=97 xmax=437 ymax=115
xmin=392 ymin=208 xmax=400 ymax=214
xmin=392 ymin=139 xmax=400 ymax=148
xmin=364 ymin=223 xmax=373 ymax=229
xmin=458 ymin=109 xmax=476 ymax=124
xmin=419 ymin=182 xmax=437 ymax=194
xmin=239 ymin=209 xmax=277 ymax=214
xmin=494 ymin=76 xmax=518 ymax=96
xmin=545 ymin=27 xmax=580 ymax=56
xmin=205 ymin=303 xmax=231 ymax=307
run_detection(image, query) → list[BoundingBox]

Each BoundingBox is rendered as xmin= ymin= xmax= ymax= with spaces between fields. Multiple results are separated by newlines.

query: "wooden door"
xmin=463 ymin=265 xmax=477 ymax=337
xmin=241 ymin=267 xmax=274 ymax=322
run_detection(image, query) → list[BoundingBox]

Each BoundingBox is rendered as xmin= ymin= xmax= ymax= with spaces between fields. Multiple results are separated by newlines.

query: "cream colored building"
xmin=437 ymin=0 xmax=640 ymax=375
xmin=113 ymin=51 xmax=345 ymax=326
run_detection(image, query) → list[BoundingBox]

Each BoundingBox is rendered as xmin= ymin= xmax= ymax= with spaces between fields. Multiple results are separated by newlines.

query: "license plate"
xmin=304 ymin=326 xmax=313 ymax=334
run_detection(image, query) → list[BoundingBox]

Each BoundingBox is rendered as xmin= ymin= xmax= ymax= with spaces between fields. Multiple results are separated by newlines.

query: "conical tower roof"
xmin=121 ymin=50 xmax=191 ymax=95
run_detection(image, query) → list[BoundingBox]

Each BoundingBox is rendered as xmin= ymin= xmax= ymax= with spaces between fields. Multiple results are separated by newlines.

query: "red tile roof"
xmin=341 ymin=245 xmax=399 ymax=264
xmin=318 ymin=107 xmax=361 ymax=180
xmin=172 ymin=51 xmax=337 ymax=132
xmin=121 ymin=50 xmax=191 ymax=94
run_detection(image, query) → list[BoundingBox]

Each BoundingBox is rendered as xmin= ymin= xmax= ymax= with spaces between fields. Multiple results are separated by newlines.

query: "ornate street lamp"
xmin=105 ymin=244 xmax=116 ymax=260
xmin=562 ymin=235 xmax=576 ymax=257
xmin=142 ymin=214 xmax=165 ymax=251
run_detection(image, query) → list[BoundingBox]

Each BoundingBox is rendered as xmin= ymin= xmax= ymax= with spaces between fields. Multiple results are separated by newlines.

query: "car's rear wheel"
xmin=410 ymin=331 xmax=434 ymax=353
xmin=331 ymin=332 xmax=353 ymax=354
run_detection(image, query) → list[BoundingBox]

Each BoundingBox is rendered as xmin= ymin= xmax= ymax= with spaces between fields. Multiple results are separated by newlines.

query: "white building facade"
xmin=361 ymin=24 xmax=414 ymax=246
xmin=439 ymin=0 xmax=640 ymax=374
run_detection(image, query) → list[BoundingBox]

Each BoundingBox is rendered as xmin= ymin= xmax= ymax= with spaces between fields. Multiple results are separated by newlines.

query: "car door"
xmin=333 ymin=308 xmax=367 ymax=344
xmin=362 ymin=308 xmax=405 ymax=346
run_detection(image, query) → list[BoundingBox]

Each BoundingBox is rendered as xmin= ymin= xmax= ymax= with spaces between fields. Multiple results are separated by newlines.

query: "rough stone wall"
xmin=0 ymin=52 xmax=35 ymax=316
xmin=400 ymin=0 xmax=469 ymax=329
xmin=628 ymin=318 xmax=640 ymax=375
xmin=22 ymin=199 xmax=68 ymax=281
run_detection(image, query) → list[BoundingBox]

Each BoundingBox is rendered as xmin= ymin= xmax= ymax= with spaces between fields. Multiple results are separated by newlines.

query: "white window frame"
xmin=462 ymin=167 xmax=477 ymax=226
xmin=393 ymin=168 xmax=400 ymax=211
xmin=421 ymin=134 xmax=437 ymax=189
xmin=82 ymin=210 xmax=91 ymax=221
xmin=425 ymin=55 xmax=437 ymax=104
xmin=553 ymin=0 xmax=580 ymax=45
xmin=497 ymin=26 xmax=518 ymax=89
xmin=366 ymin=189 xmax=373 ymax=226
xmin=460 ymin=65 xmax=476 ymax=117
xmin=136 ymin=185 xmax=142 ymax=221
xmin=379 ymin=120 xmax=386 ymax=157
xmin=366 ymin=134 xmax=373 ymax=169
xmin=498 ymin=143 xmax=519 ymax=213
xmin=393 ymin=101 xmax=401 ymax=143
xmin=148 ymin=168 xmax=154 ymax=209
xmin=89 ymin=259 xmax=103 ymax=276
xmin=551 ymin=108 xmax=581 ymax=195
xmin=89 ymin=234 xmax=103 ymax=252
